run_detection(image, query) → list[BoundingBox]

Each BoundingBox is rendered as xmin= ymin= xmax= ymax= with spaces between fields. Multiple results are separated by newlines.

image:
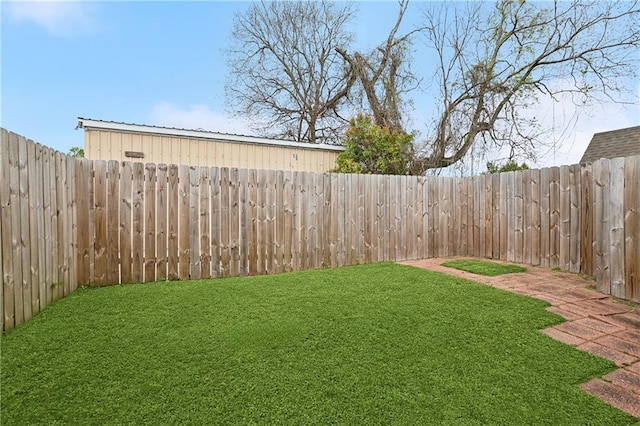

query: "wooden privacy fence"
xmin=1 ymin=130 xmax=79 ymax=332
xmin=1 ymin=129 xmax=639 ymax=331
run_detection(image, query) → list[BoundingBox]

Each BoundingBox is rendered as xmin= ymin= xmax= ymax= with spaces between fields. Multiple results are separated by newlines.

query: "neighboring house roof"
xmin=580 ymin=125 xmax=640 ymax=164
xmin=76 ymin=117 xmax=345 ymax=152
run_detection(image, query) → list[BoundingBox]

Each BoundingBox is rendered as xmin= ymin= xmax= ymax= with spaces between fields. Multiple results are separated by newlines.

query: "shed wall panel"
xmin=85 ymin=129 xmax=339 ymax=173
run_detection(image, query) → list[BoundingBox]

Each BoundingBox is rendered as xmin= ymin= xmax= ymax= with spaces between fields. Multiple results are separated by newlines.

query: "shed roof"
xmin=76 ymin=117 xmax=345 ymax=152
xmin=580 ymin=125 xmax=640 ymax=164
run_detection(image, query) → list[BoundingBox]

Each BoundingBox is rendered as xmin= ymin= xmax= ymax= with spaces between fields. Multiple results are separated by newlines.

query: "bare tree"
xmin=336 ymin=0 xmax=421 ymax=133
xmin=225 ymin=0 xmax=356 ymax=144
xmin=416 ymin=0 xmax=640 ymax=172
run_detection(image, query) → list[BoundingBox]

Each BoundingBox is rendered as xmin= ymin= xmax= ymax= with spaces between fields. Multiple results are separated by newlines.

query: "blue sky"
xmin=2 ymin=1 xmax=417 ymax=150
xmin=2 ymin=1 xmax=255 ymax=151
xmin=2 ymin=1 xmax=639 ymax=170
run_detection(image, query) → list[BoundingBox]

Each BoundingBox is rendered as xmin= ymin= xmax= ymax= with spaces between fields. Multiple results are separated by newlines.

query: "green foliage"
xmin=1 ymin=263 xmax=631 ymax=424
xmin=333 ymin=115 xmax=414 ymax=175
xmin=442 ymin=259 xmax=527 ymax=276
xmin=486 ymin=159 xmax=529 ymax=174
xmin=68 ymin=146 xmax=85 ymax=158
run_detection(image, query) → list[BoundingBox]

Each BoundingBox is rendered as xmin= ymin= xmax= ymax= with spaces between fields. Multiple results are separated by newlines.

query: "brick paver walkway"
xmin=400 ymin=258 xmax=640 ymax=418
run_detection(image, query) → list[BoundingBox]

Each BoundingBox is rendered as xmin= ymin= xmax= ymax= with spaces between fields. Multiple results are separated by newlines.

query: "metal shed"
xmin=77 ymin=117 xmax=344 ymax=172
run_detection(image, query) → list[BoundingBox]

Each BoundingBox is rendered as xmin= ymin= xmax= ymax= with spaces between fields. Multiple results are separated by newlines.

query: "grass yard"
xmin=442 ymin=259 xmax=528 ymax=276
xmin=1 ymin=263 xmax=634 ymax=425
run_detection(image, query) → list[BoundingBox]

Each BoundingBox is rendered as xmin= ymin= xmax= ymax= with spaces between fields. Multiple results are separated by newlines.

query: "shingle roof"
xmin=580 ymin=125 xmax=640 ymax=164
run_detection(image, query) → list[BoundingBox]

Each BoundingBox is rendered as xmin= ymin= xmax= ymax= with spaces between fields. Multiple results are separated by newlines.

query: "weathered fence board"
xmin=348 ymin=174 xmax=358 ymax=264
xmin=450 ymin=178 xmax=460 ymax=256
xmin=107 ymin=160 xmax=120 ymax=285
xmin=530 ymin=169 xmax=540 ymax=266
xmin=506 ymin=172 xmax=515 ymax=262
xmin=485 ymin=175 xmax=493 ymax=259
xmin=177 ymin=166 xmax=190 ymax=279
xmin=229 ymin=168 xmax=239 ymax=277
xmin=34 ymin=144 xmax=47 ymax=309
xmin=248 ymin=169 xmax=258 ymax=274
xmin=427 ymin=177 xmax=437 ymax=259
xmin=549 ymin=167 xmax=560 ymax=269
xmin=522 ymin=170 xmax=531 ymax=265
xmin=403 ymin=176 xmax=412 ymax=260
xmin=209 ymin=167 xmax=220 ymax=278
xmin=569 ymin=164 xmax=581 ymax=273
xmin=9 ymin=132 xmax=24 ymax=328
xmin=514 ymin=171 xmax=524 ymax=264
xmin=27 ymin=141 xmax=41 ymax=315
xmin=131 ymin=162 xmax=145 ymax=283
xmin=593 ymin=160 xmax=611 ymax=293
xmin=581 ymin=165 xmax=594 ymax=276
xmin=283 ymin=171 xmax=294 ymax=271
xmin=93 ymin=160 xmax=108 ymax=286
xmin=219 ymin=168 xmax=230 ymax=277
xmin=559 ymin=165 xmax=571 ymax=271
xmin=41 ymin=147 xmax=52 ymax=304
xmin=539 ymin=167 xmax=550 ymax=268
xmin=189 ymin=166 xmax=201 ymax=280
xmin=609 ymin=157 xmax=625 ymax=299
xmin=265 ymin=170 xmax=276 ymax=273
xmin=119 ymin=162 xmax=133 ymax=283
xmin=156 ymin=164 xmax=168 ymax=281
xmin=473 ymin=176 xmax=482 ymax=258
xmin=499 ymin=173 xmax=508 ymax=261
xmin=87 ymin=157 xmax=96 ymax=288
xmin=48 ymin=149 xmax=60 ymax=301
xmin=58 ymin=153 xmax=70 ymax=295
xmin=1 ymin=130 xmax=13 ymax=330
xmin=291 ymin=172 xmax=301 ymax=270
xmin=167 ymin=164 xmax=179 ymax=280
xmin=145 ymin=163 xmax=157 ymax=282
xmin=237 ymin=168 xmax=246 ymax=276
xmin=283 ymin=171 xmax=292 ymax=269
xmin=18 ymin=134 xmax=33 ymax=322
xmin=329 ymin=174 xmax=339 ymax=267
xmin=67 ymin=156 xmax=77 ymax=293
xmin=277 ymin=171 xmax=287 ymax=272
xmin=624 ymin=156 xmax=640 ymax=302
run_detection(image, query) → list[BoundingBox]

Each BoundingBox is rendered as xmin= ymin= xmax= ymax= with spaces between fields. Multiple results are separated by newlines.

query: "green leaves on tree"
xmin=485 ymin=159 xmax=529 ymax=174
xmin=333 ymin=115 xmax=414 ymax=175
xmin=68 ymin=147 xmax=84 ymax=158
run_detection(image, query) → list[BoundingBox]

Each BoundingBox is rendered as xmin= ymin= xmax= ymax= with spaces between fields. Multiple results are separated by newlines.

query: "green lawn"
xmin=442 ymin=259 xmax=528 ymax=276
xmin=1 ymin=263 xmax=633 ymax=425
